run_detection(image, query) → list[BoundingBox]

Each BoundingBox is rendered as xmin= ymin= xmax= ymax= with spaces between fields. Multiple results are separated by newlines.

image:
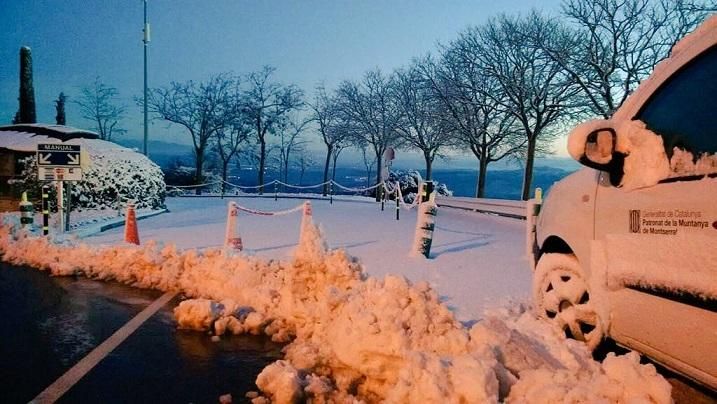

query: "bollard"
xmin=329 ymin=181 xmax=333 ymax=205
xmin=395 ymin=181 xmax=400 ymax=221
xmin=412 ymin=201 xmax=437 ymax=258
xmin=274 ymin=181 xmax=278 ymax=201
xmin=420 ymin=181 xmax=435 ymax=203
xmin=525 ymin=187 xmax=543 ymax=266
xmin=42 ymin=185 xmax=50 ymax=235
xmin=380 ymin=185 xmax=385 ymax=211
xmin=224 ymin=201 xmax=243 ymax=251
xmin=124 ymin=202 xmax=140 ymax=245
xmin=19 ymin=192 xmax=34 ymax=229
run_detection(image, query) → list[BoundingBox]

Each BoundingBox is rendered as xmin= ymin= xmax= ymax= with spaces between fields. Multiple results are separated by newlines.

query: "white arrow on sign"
xmin=39 ymin=153 xmax=52 ymax=165
xmin=67 ymin=153 xmax=80 ymax=165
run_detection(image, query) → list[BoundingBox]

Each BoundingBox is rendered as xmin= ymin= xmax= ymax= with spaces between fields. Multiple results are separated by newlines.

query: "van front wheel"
xmin=533 ymin=253 xmax=603 ymax=351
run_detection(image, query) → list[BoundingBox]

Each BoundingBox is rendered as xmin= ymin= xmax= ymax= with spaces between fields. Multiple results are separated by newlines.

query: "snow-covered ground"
xmin=86 ymin=196 xmax=531 ymax=322
xmin=0 ymin=197 xmax=673 ymax=403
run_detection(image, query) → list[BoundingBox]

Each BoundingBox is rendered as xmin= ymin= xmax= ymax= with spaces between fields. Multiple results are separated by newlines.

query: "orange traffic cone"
xmin=124 ymin=203 xmax=140 ymax=245
xmin=224 ymin=201 xmax=243 ymax=251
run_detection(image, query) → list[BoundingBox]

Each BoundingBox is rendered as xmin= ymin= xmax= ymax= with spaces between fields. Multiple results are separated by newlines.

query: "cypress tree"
xmin=55 ymin=92 xmax=67 ymax=125
xmin=17 ymin=46 xmax=37 ymax=124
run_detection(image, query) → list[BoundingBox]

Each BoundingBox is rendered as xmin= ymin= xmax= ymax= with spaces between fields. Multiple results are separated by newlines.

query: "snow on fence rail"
xmin=435 ymin=196 xmax=528 ymax=219
xmin=167 ymin=179 xmax=533 ymax=220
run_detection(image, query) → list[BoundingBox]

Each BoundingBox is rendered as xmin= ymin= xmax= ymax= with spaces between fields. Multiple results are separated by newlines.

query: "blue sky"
xmin=1 ymin=0 xmax=564 ymax=160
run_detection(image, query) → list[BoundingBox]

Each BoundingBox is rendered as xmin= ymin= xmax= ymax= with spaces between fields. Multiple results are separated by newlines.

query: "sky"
xmin=0 ymin=0 xmax=566 ymax=163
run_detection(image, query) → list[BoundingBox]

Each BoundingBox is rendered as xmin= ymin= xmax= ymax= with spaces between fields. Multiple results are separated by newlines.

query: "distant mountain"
xmin=120 ymin=137 xmax=580 ymax=199
xmin=116 ymin=138 xmax=193 ymax=167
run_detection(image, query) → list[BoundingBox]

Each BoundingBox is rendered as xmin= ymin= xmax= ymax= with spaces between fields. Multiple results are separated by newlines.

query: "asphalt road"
xmin=0 ymin=262 xmax=281 ymax=404
xmin=1 ymin=262 xmax=714 ymax=403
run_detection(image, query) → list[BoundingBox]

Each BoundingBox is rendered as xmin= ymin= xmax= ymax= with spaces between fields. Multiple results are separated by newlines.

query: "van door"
xmin=594 ymin=44 xmax=717 ymax=388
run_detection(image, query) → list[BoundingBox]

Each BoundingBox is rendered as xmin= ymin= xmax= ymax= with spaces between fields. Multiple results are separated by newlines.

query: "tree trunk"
xmin=521 ymin=138 xmax=537 ymax=201
xmin=476 ymin=156 xmax=488 ymax=198
xmin=375 ymin=153 xmax=383 ymax=201
xmin=258 ymin=139 xmax=266 ymax=195
xmin=221 ymin=160 xmax=229 ymax=197
xmin=424 ymin=152 xmax=433 ymax=181
xmin=322 ymin=145 xmax=332 ymax=196
xmin=195 ymin=146 xmax=205 ymax=196
xmin=332 ymin=153 xmax=339 ymax=181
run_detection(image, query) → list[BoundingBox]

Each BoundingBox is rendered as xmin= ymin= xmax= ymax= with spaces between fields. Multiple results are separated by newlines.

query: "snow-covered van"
xmin=533 ymin=16 xmax=717 ymax=390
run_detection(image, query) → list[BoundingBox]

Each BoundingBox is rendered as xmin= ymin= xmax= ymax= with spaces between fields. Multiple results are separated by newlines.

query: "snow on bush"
xmin=0 ymin=215 xmax=671 ymax=403
xmin=17 ymin=141 xmax=165 ymax=210
xmin=388 ymin=170 xmax=452 ymax=203
xmin=163 ymin=165 xmax=222 ymax=195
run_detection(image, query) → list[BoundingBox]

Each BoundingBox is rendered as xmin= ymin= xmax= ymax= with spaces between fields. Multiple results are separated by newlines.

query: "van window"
xmin=636 ymin=45 xmax=717 ymax=158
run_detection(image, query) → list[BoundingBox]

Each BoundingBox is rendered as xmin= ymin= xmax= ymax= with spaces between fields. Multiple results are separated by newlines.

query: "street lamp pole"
xmin=143 ymin=0 xmax=150 ymax=156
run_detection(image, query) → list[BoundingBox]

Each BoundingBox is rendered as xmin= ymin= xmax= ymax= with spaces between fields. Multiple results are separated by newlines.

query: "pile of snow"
xmin=0 ymin=215 xmax=672 ymax=403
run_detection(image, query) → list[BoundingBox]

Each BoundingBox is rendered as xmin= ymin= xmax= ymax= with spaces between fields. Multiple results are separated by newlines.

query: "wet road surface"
xmin=0 ymin=262 xmax=281 ymax=403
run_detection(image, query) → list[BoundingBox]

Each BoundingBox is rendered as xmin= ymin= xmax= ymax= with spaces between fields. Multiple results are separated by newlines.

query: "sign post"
xmin=36 ymin=144 xmax=83 ymax=232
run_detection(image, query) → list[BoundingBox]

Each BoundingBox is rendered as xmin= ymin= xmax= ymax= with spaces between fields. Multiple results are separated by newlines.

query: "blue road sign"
xmin=37 ymin=144 xmax=82 ymax=166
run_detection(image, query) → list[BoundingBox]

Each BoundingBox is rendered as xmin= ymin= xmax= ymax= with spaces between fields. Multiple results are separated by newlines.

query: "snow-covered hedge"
xmin=387 ymin=170 xmax=452 ymax=203
xmin=18 ymin=141 xmax=166 ymax=210
xmin=163 ymin=165 xmax=222 ymax=195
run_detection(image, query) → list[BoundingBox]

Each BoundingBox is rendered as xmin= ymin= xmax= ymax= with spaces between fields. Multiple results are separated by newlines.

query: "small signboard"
xmin=36 ymin=144 xmax=83 ymax=181
xmin=37 ymin=144 xmax=82 ymax=166
xmin=38 ymin=166 xmax=83 ymax=181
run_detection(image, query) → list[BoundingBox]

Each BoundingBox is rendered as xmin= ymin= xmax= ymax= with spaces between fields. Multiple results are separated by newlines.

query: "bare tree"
xmin=75 ymin=77 xmax=126 ymax=141
xmin=215 ymin=83 xmax=251 ymax=194
xmin=359 ymin=144 xmax=377 ymax=188
xmin=241 ymin=66 xmax=304 ymax=194
xmin=534 ymin=0 xmax=711 ymax=118
xmin=215 ymin=123 xmax=250 ymax=194
xmin=424 ymin=47 xmax=524 ymax=197
xmin=392 ymin=60 xmax=455 ymax=180
xmin=467 ymin=13 xmax=582 ymax=200
xmin=294 ymin=149 xmax=316 ymax=185
xmin=310 ymin=85 xmax=351 ymax=195
xmin=336 ymin=69 xmax=401 ymax=199
xmin=55 ymin=92 xmax=67 ymax=125
xmin=331 ymin=139 xmax=349 ymax=183
xmin=275 ymin=113 xmax=310 ymax=186
xmin=145 ymin=74 xmax=235 ymax=191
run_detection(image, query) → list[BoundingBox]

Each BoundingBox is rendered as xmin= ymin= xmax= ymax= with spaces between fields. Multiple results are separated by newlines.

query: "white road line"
xmin=30 ymin=291 xmax=177 ymax=404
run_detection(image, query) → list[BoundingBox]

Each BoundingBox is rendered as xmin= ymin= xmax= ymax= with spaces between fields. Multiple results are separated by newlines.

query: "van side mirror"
xmin=578 ymin=128 xmax=625 ymax=186
xmin=584 ymin=129 xmax=615 ymax=165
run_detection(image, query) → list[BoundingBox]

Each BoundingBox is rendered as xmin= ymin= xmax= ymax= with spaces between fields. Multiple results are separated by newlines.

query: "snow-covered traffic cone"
xmin=411 ymin=200 xmax=437 ymax=258
xmin=298 ymin=201 xmax=313 ymax=245
xmin=301 ymin=201 xmax=313 ymax=230
xmin=224 ymin=201 xmax=243 ymax=251
xmin=124 ymin=203 xmax=140 ymax=245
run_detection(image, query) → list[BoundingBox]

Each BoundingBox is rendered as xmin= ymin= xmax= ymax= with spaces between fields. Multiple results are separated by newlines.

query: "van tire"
xmin=533 ymin=253 xmax=603 ymax=351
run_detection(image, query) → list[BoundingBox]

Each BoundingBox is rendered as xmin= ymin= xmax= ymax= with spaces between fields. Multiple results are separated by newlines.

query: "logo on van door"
xmin=629 ymin=210 xmax=641 ymax=233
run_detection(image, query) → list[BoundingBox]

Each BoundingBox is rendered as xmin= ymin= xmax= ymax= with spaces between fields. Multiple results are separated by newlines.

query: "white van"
xmin=533 ymin=16 xmax=717 ymax=390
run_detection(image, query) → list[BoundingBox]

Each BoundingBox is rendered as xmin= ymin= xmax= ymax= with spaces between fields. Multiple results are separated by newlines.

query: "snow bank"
xmin=0 ymin=215 xmax=672 ymax=403
xmin=507 ymin=352 xmax=671 ymax=403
